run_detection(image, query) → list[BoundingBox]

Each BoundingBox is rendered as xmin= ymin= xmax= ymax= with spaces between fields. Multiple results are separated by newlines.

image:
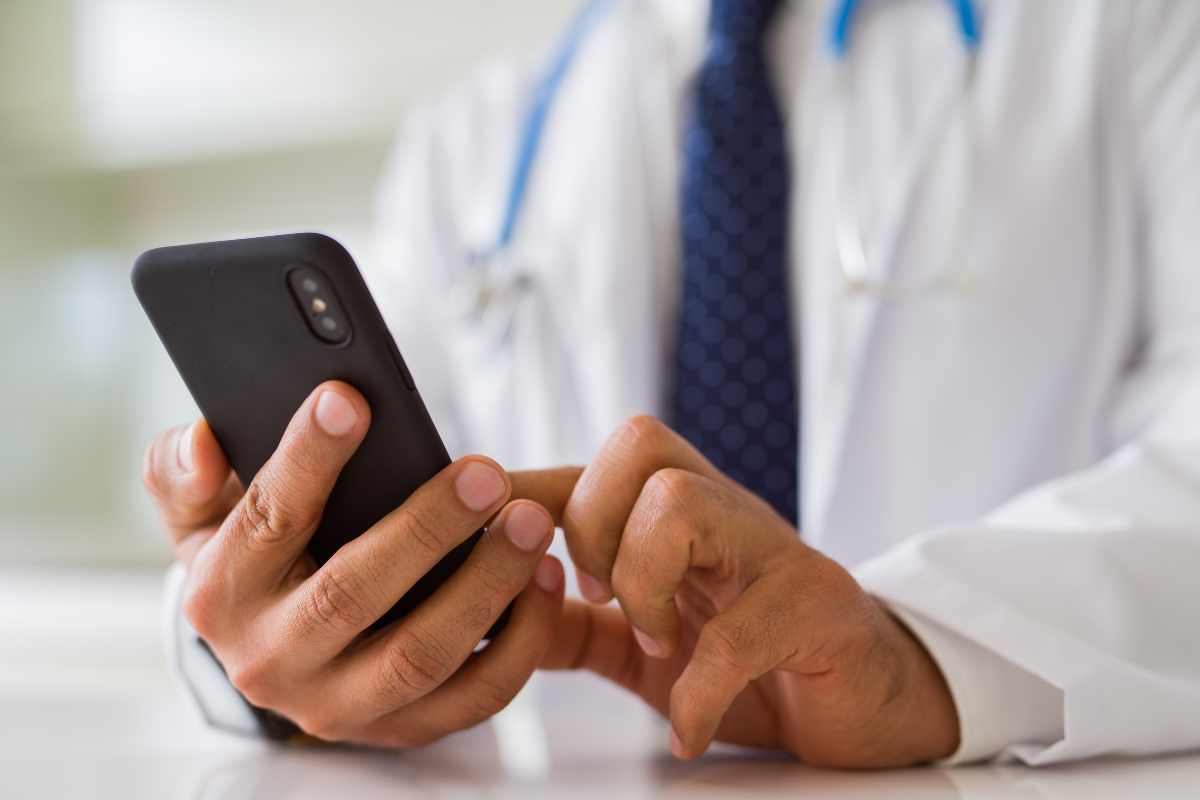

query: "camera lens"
xmin=288 ymin=265 xmax=351 ymax=344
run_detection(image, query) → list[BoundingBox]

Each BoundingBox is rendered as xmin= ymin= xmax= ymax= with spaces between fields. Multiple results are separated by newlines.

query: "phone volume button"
xmin=387 ymin=339 xmax=416 ymax=391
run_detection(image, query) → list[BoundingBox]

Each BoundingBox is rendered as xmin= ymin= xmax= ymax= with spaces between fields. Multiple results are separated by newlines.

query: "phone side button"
xmin=387 ymin=339 xmax=416 ymax=391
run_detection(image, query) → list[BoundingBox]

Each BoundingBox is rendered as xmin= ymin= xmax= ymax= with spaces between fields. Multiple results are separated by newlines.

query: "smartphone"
xmin=133 ymin=232 xmax=508 ymax=636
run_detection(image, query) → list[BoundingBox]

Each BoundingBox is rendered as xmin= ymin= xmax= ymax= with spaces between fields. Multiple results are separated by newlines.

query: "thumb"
xmin=540 ymin=599 xmax=637 ymax=675
xmin=540 ymin=599 xmax=688 ymax=719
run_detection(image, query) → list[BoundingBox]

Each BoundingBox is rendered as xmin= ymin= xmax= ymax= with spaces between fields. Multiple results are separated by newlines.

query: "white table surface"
xmin=2 ymin=568 xmax=1198 ymax=799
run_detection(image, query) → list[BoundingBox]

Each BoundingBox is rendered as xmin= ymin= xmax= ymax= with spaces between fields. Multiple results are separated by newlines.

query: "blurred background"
xmin=0 ymin=0 xmax=578 ymax=701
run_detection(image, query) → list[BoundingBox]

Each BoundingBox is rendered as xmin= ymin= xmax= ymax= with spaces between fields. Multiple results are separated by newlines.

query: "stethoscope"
xmin=452 ymin=0 xmax=617 ymax=348
xmin=456 ymin=0 xmax=984 ymax=343
xmin=830 ymin=0 xmax=982 ymax=297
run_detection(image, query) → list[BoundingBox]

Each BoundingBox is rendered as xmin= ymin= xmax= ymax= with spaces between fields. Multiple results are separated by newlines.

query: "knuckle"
xmin=636 ymin=469 xmax=704 ymax=543
xmin=820 ymin=559 xmax=863 ymax=604
xmin=180 ymin=576 xmax=222 ymax=641
xmin=613 ymin=471 xmax=703 ymax=598
xmin=238 ymin=480 xmax=309 ymax=550
xmin=295 ymin=711 xmax=349 ymax=743
xmin=377 ymin=629 xmax=455 ymax=703
xmin=395 ymin=509 xmax=454 ymax=561
xmin=302 ymin=568 xmax=374 ymax=636
xmin=643 ymin=468 xmax=732 ymax=530
xmin=469 ymin=550 xmax=514 ymax=598
xmin=272 ymin=439 xmax=324 ymax=483
xmin=611 ymin=414 xmax=672 ymax=459
xmin=465 ymin=674 xmax=518 ymax=720
xmin=643 ymin=468 xmax=697 ymax=512
xmin=225 ymin=655 xmax=279 ymax=708
xmin=699 ymin=617 xmax=756 ymax=674
xmin=458 ymin=598 xmax=495 ymax=632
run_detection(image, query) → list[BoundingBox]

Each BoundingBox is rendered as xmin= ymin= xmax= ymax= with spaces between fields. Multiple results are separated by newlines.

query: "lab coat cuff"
xmin=163 ymin=562 xmax=302 ymax=741
xmin=870 ymin=597 xmax=1065 ymax=765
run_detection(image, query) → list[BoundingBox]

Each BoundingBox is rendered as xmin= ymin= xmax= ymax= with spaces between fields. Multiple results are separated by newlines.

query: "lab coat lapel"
xmin=507 ymin=0 xmax=700 ymax=461
xmin=627 ymin=0 xmax=705 ymax=416
xmin=794 ymin=9 xmax=973 ymax=542
xmin=792 ymin=40 xmax=886 ymax=541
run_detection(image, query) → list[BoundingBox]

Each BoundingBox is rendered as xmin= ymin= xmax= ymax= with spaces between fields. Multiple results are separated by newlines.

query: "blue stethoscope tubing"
xmin=482 ymin=0 xmax=981 ymax=261
xmin=830 ymin=0 xmax=979 ymax=59
xmin=481 ymin=0 xmax=618 ymax=259
xmin=830 ymin=0 xmax=981 ymax=295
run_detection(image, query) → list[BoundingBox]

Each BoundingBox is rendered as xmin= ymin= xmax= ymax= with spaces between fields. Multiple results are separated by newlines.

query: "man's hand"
xmin=536 ymin=416 xmax=960 ymax=768
xmin=143 ymin=381 xmax=564 ymax=747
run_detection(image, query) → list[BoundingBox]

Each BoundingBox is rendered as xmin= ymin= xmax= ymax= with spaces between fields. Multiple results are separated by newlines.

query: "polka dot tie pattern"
xmin=670 ymin=0 xmax=798 ymax=525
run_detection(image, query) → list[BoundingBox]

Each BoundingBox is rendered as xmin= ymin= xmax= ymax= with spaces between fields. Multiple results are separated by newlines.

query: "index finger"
xmin=508 ymin=466 xmax=584 ymax=525
xmin=562 ymin=415 xmax=729 ymax=601
xmin=669 ymin=576 xmax=805 ymax=760
xmin=142 ymin=418 xmax=243 ymax=566
xmin=273 ymin=456 xmax=516 ymax=669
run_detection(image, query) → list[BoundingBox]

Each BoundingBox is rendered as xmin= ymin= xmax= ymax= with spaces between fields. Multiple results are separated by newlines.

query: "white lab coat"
xmin=364 ymin=0 xmax=1200 ymax=764
xmin=171 ymin=0 xmax=1200 ymax=765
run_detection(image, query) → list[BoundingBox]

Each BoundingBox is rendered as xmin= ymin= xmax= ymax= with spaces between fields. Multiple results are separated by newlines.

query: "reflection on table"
xmin=3 ymin=671 xmax=1199 ymax=800
xmin=1 ymin=569 xmax=1197 ymax=799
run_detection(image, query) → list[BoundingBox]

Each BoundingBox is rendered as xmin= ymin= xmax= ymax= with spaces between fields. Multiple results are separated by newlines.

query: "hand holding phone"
xmin=135 ymin=234 xmax=565 ymax=743
xmin=144 ymin=385 xmax=564 ymax=744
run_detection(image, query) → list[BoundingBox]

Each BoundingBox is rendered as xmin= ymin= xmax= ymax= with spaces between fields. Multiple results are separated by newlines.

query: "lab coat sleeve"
xmin=163 ymin=563 xmax=301 ymax=740
xmin=855 ymin=0 xmax=1200 ymax=765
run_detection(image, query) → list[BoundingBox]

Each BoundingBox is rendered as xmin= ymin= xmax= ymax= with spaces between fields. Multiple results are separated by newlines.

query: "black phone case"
xmin=133 ymin=232 xmax=507 ymax=635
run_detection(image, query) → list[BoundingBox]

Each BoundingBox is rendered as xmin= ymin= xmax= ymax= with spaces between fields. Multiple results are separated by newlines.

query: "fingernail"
xmin=669 ymin=727 xmax=684 ymax=759
xmin=315 ymin=390 xmax=359 ymax=436
xmin=632 ymin=627 xmax=662 ymax=657
xmin=456 ymin=461 xmax=506 ymax=511
xmin=576 ymin=569 xmax=608 ymax=603
xmin=533 ymin=556 xmax=562 ymax=592
xmin=177 ymin=422 xmax=196 ymax=473
xmin=505 ymin=504 xmax=551 ymax=551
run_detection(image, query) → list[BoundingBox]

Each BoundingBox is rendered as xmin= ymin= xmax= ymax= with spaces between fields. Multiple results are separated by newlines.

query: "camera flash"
xmin=311 ymin=298 xmax=328 ymax=313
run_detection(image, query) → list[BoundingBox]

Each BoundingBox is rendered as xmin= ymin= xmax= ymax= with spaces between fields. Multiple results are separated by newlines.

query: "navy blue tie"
xmin=671 ymin=0 xmax=798 ymax=525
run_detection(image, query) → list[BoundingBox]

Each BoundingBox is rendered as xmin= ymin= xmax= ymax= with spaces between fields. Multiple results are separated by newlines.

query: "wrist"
xmin=776 ymin=589 xmax=960 ymax=768
xmin=871 ymin=606 xmax=961 ymax=765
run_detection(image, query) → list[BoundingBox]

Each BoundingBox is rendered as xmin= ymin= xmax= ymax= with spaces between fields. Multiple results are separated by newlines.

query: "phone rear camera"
xmin=288 ymin=266 xmax=351 ymax=344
